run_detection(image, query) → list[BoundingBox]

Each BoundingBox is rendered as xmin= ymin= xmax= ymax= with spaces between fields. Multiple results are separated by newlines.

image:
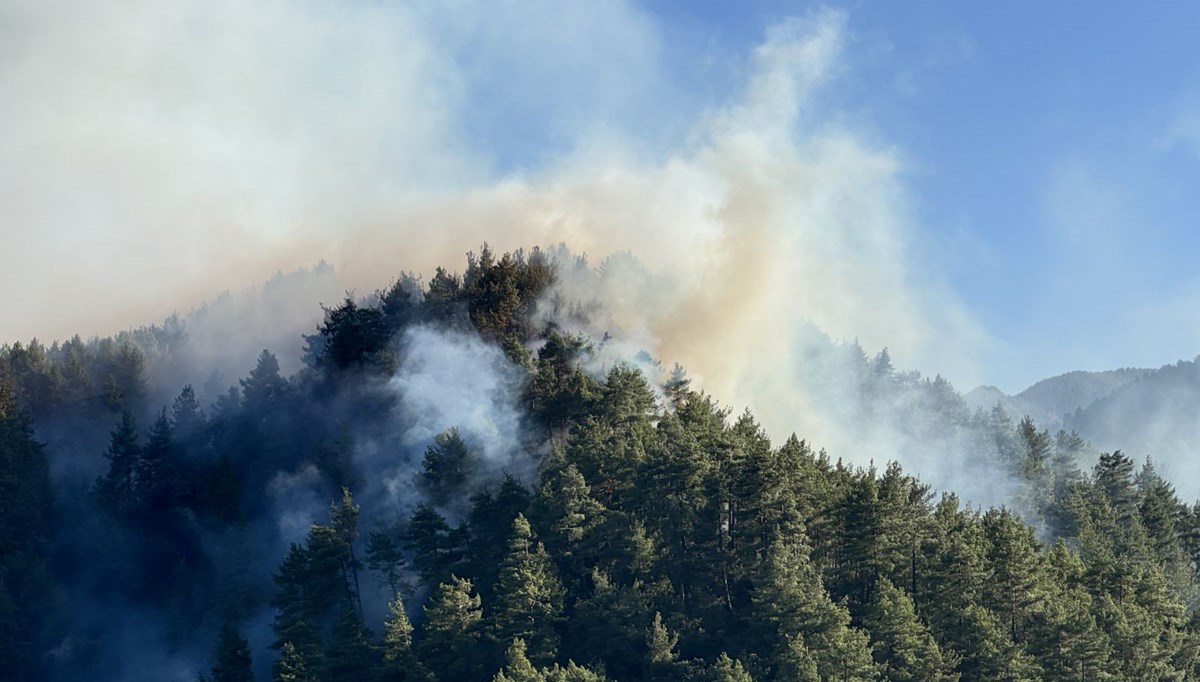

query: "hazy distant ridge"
xmin=967 ymin=367 xmax=1151 ymax=427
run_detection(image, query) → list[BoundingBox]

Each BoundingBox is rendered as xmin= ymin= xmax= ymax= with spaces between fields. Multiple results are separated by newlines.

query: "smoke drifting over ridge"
xmin=3 ymin=1 xmax=988 ymax=442
xmin=13 ymin=5 xmax=1200 ymax=679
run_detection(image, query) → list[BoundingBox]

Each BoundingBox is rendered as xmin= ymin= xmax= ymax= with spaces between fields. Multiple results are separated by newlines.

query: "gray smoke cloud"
xmin=3 ymin=0 xmax=1016 ymax=503
xmin=389 ymin=327 xmax=528 ymax=474
xmin=18 ymin=8 xmax=1195 ymax=679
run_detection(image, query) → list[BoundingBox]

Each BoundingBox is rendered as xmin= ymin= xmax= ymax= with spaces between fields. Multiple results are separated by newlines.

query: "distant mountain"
xmin=964 ymin=385 xmax=1058 ymax=425
xmin=1064 ymin=358 xmax=1200 ymax=468
xmin=1018 ymin=368 xmax=1151 ymax=419
xmin=967 ymin=361 xmax=1200 ymax=498
xmin=967 ymin=367 xmax=1151 ymax=427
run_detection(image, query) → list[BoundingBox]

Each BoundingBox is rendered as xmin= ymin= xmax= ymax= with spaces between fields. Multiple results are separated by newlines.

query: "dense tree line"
xmin=5 ymin=244 xmax=1200 ymax=680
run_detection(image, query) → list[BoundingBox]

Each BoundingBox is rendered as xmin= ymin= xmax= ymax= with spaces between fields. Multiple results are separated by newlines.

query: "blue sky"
xmin=4 ymin=0 xmax=1200 ymax=395
xmin=425 ymin=0 xmax=1200 ymax=390
xmin=640 ymin=1 xmax=1200 ymax=389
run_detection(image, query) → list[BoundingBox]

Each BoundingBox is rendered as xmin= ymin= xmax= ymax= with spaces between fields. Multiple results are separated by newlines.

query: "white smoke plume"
xmin=383 ymin=326 xmax=535 ymax=503
xmin=3 ymin=2 xmax=1000 ymax=491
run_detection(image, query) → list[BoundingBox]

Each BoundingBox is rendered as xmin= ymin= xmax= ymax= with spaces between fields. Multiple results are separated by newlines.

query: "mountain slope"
xmin=967 ymin=367 xmax=1150 ymax=427
xmin=1065 ymin=358 xmax=1200 ymax=475
xmin=4 ymin=246 xmax=1200 ymax=681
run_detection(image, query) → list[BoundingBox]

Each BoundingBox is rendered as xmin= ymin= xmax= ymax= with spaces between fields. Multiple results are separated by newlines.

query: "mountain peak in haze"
xmin=967 ymin=367 xmax=1151 ymax=427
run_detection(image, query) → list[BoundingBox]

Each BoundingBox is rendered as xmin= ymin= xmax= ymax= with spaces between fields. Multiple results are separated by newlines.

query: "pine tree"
xmin=662 ymin=363 xmax=691 ymax=408
xmin=325 ymin=606 xmax=378 ymax=682
xmin=172 ymin=384 xmax=208 ymax=445
xmin=367 ymin=523 xmax=409 ymax=600
xmin=565 ymin=571 xmax=650 ymax=680
xmin=634 ymin=411 xmax=710 ymax=609
xmin=138 ymin=408 xmax=176 ymax=509
xmin=1017 ymin=417 xmax=1053 ymax=517
xmin=751 ymin=541 xmax=875 ymax=681
xmin=241 ymin=350 xmax=288 ymax=410
xmin=863 ymin=579 xmax=949 ymax=682
xmin=383 ymin=594 xmax=414 ymax=654
xmin=709 ymin=653 xmax=754 ymax=682
xmin=210 ymin=623 xmax=254 ymax=682
xmin=1047 ymin=430 xmax=1087 ymax=536
xmin=419 ymin=428 xmax=477 ymax=506
xmin=96 ymin=410 xmax=141 ymax=517
xmin=305 ymin=298 xmax=389 ymax=371
xmin=273 ymin=641 xmax=318 ymax=682
xmin=952 ymin=605 xmax=1040 ymax=681
xmin=528 ymin=460 xmax=605 ymax=585
xmin=406 ymin=505 xmax=465 ymax=590
xmin=775 ymin=635 xmax=820 ymax=682
xmin=646 ymin=611 xmax=679 ymax=666
xmin=980 ymin=508 xmax=1043 ymax=644
xmin=492 ymin=514 xmax=565 ymax=666
xmin=0 ymin=379 xmax=53 ymax=679
xmin=541 ymin=662 xmax=606 ymax=682
xmin=1025 ymin=584 xmax=1113 ymax=682
xmin=328 ymin=488 xmax=364 ymax=616
xmin=1136 ymin=460 xmax=1186 ymax=568
xmin=530 ymin=332 xmax=596 ymax=436
xmin=494 ymin=639 xmax=546 ymax=682
xmin=836 ymin=472 xmax=883 ymax=608
xmin=271 ymin=543 xmax=321 ymax=653
xmin=418 ymin=576 xmax=483 ymax=680
xmin=466 ymin=475 xmax=530 ymax=599
xmin=1094 ymin=451 xmax=1137 ymax=526
xmin=728 ymin=411 xmax=804 ymax=586
xmin=382 ymin=594 xmax=431 ymax=681
xmin=423 ymin=267 xmax=465 ymax=327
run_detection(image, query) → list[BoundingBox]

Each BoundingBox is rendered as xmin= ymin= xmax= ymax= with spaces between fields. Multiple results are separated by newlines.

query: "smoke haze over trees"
xmin=6 ymin=246 xmax=1200 ymax=680
xmin=8 ymin=4 xmax=1200 ymax=681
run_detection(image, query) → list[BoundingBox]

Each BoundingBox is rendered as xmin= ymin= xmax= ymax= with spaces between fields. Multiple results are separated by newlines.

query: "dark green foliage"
xmin=242 ymin=350 xmax=290 ymax=409
xmin=138 ymin=408 xmax=178 ymax=508
xmin=304 ymin=298 xmax=389 ymax=373
xmin=98 ymin=338 xmax=147 ymax=410
xmin=418 ymin=576 xmax=484 ymax=680
xmin=464 ymin=245 xmax=554 ymax=357
xmin=493 ymin=638 xmax=609 ymax=682
xmin=326 ymin=606 xmax=379 ymax=681
xmin=12 ymin=247 xmax=1200 ymax=682
xmin=172 ymin=384 xmax=207 ymax=441
xmin=0 ymin=381 xmax=53 ymax=679
xmin=419 ymin=428 xmax=478 ymax=506
xmin=494 ymin=638 xmax=545 ymax=682
xmin=382 ymin=594 xmax=432 ymax=681
xmin=863 ymin=579 xmax=949 ymax=682
xmin=405 ymin=505 xmax=466 ymax=590
xmin=952 ymin=605 xmax=1040 ymax=681
xmin=271 ymin=489 xmax=365 ymax=666
xmin=274 ymin=641 xmax=319 ymax=682
xmin=378 ymin=274 xmax=421 ymax=338
xmin=1094 ymin=450 xmax=1137 ymax=524
xmin=466 ymin=475 xmax=531 ymax=599
xmin=96 ymin=409 xmax=141 ymax=517
xmin=709 ymin=653 xmax=754 ymax=682
xmin=423 ymin=267 xmax=465 ymax=327
xmin=492 ymin=514 xmax=565 ymax=665
xmin=366 ymin=523 xmax=408 ymax=599
xmin=530 ymin=332 xmax=597 ymax=435
xmin=751 ymin=541 xmax=876 ymax=681
xmin=210 ymin=622 xmax=255 ymax=682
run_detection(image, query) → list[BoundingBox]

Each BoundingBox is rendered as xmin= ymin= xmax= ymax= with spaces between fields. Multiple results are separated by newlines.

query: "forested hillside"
xmin=1063 ymin=360 xmax=1200 ymax=485
xmin=5 ymin=246 xmax=1200 ymax=681
xmin=965 ymin=369 xmax=1150 ymax=430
